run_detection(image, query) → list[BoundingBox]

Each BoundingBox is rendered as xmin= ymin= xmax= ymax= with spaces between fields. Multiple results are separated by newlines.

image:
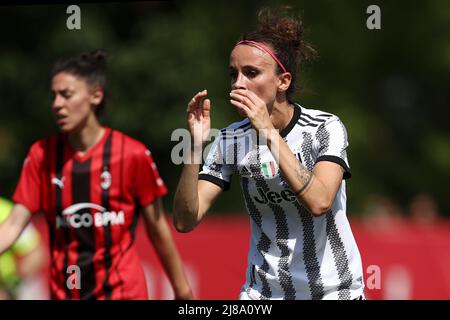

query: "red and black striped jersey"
xmin=13 ymin=127 xmax=167 ymax=300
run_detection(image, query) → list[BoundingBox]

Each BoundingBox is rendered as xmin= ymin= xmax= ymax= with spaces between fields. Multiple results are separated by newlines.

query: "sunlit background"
xmin=0 ymin=1 xmax=449 ymax=299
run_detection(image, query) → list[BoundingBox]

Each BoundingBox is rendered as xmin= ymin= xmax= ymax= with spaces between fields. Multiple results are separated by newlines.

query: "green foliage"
xmin=0 ymin=1 xmax=449 ymax=215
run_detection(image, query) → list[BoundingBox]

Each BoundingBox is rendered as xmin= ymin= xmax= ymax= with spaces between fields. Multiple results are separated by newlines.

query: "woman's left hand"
xmin=230 ymin=89 xmax=274 ymax=132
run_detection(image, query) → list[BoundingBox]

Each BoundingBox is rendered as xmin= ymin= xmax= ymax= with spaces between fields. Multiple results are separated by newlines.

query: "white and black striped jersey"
xmin=199 ymin=103 xmax=365 ymax=300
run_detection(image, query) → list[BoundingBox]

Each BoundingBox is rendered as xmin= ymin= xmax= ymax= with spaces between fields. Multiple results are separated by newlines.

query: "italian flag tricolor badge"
xmin=261 ymin=161 xmax=277 ymax=178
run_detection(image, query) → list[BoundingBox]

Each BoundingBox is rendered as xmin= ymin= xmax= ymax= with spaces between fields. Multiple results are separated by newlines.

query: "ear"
xmin=277 ymin=72 xmax=292 ymax=94
xmin=89 ymin=85 xmax=104 ymax=107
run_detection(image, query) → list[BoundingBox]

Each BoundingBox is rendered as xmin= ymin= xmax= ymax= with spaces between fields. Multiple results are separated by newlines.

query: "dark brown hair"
xmin=51 ymin=49 xmax=108 ymax=117
xmin=238 ymin=7 xmax=316 ymax=99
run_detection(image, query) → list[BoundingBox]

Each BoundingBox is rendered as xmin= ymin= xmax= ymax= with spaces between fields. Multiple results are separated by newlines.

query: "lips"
xmin=56 ymin=114 xmax=68 ymax=125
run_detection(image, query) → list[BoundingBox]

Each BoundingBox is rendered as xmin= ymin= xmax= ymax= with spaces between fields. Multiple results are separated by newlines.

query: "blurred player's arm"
xmin=173 ymin=163 xmax=223 ymax=232
xmin=12 ymin=223 xmax=46 ymax=279
xmin=0 ymin=204 xmax=32 ymax=255
xmin=142 ymin=198 xmax=193 ymax=300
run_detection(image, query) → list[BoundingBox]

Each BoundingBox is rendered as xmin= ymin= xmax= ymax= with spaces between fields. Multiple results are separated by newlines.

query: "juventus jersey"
xmin=199 ymin=103 xmax=364 ymax=300
xmin=13 ymin=128 xmax=167 ymax=299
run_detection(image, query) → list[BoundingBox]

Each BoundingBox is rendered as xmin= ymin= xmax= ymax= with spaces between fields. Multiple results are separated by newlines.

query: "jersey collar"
xmin=279 ymin=103 xmax=301 ymax=138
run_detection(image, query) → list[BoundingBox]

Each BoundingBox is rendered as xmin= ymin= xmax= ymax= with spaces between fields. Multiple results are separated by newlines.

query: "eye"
xmin=245 ymin=68 xmax=259 ymax=78
xmin=229 ymin=69 xmax=237 ymax=79
xmin=61 ymin=90 xmax=72 ymax=99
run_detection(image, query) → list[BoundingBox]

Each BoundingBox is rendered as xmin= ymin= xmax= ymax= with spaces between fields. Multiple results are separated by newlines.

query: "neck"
xmin=67 ymin=116 xmax=105 ymax=154
xmin=269 ymin=98 xmax=294 ymax=132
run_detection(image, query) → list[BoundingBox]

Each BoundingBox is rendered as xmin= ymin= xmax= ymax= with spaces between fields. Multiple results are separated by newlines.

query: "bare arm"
xmin=267 ymin=132 xmax=343 ymax=216
xmin=17 ymin=242 xmax=47 ymax=279
xmin=142 ymin=198 xmax=193 ymax=299
xmin=173 ymin=89 xmax=223 ymax=232
xmin=173 ymin=167 xmax=223 ymax=232
xmin=0 ymin=204 xmax=32 ymax=255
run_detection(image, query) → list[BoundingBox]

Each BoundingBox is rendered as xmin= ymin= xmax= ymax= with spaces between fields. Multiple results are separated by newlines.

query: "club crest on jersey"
xmin=260 ymin=161 xmax=277 ymax=178
xmin=101 ymin=168 xmax=111 ymax=190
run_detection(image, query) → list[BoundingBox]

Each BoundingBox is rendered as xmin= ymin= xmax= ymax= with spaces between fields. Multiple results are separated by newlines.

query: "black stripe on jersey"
xmin=55 ymin=137 xmax=71 ymax=299
xmin=235 ymin=121 xmax=252 ymax=131
xmin=241 ymin=176 xmax=272 ymax=300
xmin=297 ymin=119 xmax=320 ymax=128
xmin=326 ymin=212 xmax=353 ymax=300
xmin=232 ymin=136 xmax=239 ymax=175
xmin=221 ymin=126 xmax=253 ymax=139
xmin=278 ymin=178 xmax=325 ymax=300
xmin=102 ymin=132 xmax=113 ymax=299
xmin=297 ymin=132 xmax=325 ymax=299
xmin=72 ymin=159 xmax=96 ymax=299
xmin=316 ymin=113 xmax=333 ymax=118
xmin=118 ymin=133 xmax=126 ymax=299
xmin=316 ymin=155 xmax=352 ymax=179
xmin=301 ymin=132 xmax=315 ymax=171
xmin=250 ymin=264 xmax=256 ymax=287
xmin=301 ymin=113 xmax=329 ymax=123
xmin=297 ymin=203 xmax=326 ymax=299
xmin=251 ymin=141 xmax=296 ymax=299
xmin=221 ymin=123 xmax=252 ymax=133
xmin=297 ymin=112 xmax=332 ymax=128
xmin=128 ymin=132 xmax=141 ymax=243
xmin=220 ymin=120 xmax=252 ymax=133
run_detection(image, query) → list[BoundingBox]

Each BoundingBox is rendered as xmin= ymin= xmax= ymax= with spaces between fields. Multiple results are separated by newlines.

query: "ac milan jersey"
xmin=199 ymin=103 xmax=364 ymax=300
xmin=13 ymin=127 xmax=167 ymax=300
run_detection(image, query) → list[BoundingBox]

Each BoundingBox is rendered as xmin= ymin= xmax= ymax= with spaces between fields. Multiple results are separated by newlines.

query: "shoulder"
xmin=112 ymin=130 xmax=152 ymax=160
xmin=26 ymin=134 xmax=61 ymax=161
xmin=297 ymin=104 xmax=338 ymax=123
xmin=221 ymin=118 xmax=251 ymax=132
xmin=295 ymin=103 xmax=346 ymax=131
xmin=219 ymin=118 xmax=253 ymax=140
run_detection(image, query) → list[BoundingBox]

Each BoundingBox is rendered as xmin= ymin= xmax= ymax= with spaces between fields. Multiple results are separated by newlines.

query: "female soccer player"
xmin=173 ymin=7 xmax=365 ymax=300
xmin=0 ymin=50 xmax=192 ymax=300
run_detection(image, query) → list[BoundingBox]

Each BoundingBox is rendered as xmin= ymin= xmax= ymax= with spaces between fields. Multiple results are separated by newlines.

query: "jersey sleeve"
xmin=12 ymin=141 xmax=44 ymax=213
xmin=132 ymin=147 xmax=168 ymax=207
xmin=314 ymin=116 xmax=352 ymax=179
xmin=198 ymin=133 xmax=233 ymax=190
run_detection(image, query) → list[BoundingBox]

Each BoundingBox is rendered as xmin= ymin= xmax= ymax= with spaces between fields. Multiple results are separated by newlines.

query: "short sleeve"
xmin=132 ymin=148 xmax=168 ymax=207
xmin=314 ymin=116 xmax=352 ymax=179
xmin=199 ymin=133 xmax=233 ymax=190
xmin=12 ymin=142 xmax=44 ymax=213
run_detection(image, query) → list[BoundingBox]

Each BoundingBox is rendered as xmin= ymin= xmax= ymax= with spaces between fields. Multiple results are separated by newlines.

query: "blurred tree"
xmin=0 ymin=1 xmax=448 ymax=215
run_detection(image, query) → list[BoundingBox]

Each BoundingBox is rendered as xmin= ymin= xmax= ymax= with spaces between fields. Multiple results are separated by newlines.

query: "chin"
xmin=58 ymin=124 xmax=74 ymax=133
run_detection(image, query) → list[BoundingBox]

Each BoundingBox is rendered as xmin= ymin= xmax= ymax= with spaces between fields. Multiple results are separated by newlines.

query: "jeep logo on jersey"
xmin=101 ymin=168 xmax=111 ymax=190
xmin=56 ymin=203 xmax=125 ymax=229
xmin=253 ymin=187 xmax=297 ymax=204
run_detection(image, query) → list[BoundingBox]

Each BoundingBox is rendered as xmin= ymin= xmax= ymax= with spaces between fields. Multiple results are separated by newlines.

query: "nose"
xmin=52 ymin=94 xmax=64 ymax=111
xmin=232 ymin=72 xmax=246 ymax=90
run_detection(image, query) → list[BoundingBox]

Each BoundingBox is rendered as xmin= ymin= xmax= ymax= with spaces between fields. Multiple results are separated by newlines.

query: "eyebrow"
xmin=229 ymin=64 xmax=262 ymax=70
xmin=51 ymin=88 xmax=73 ymax=95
